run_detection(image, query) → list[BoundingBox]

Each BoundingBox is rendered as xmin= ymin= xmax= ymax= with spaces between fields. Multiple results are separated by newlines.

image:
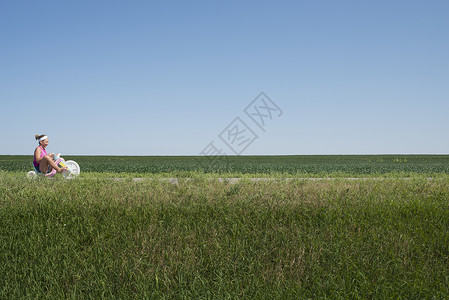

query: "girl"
xmin=33 ymin=134 xmax=66 ymax=175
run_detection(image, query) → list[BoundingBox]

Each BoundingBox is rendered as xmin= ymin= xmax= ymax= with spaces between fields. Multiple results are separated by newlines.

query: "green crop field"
xmin=1 ymin=154 xmax=449 ymax=175
xmin=1 ymin=155 xmax=448 ymax=298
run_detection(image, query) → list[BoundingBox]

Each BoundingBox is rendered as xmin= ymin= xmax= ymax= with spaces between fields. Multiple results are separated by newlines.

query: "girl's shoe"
xmin=45 ymin=168 xmax=58 ymax=177
xmin=58 ymin=167 xmax=69 ymax=174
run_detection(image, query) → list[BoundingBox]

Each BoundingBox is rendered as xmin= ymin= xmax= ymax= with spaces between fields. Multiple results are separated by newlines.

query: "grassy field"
xmin=1 ymin=156 xmax=449 ymax=298
xmin=1 ymin=154 xmax=449 ymax=175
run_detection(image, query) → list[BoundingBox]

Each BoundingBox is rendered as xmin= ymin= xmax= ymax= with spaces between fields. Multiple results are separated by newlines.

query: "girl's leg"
xmin=40 ymin=155 xmax=64 ymax=173
xmin=39 ymin=158 xmax=50 ymax=174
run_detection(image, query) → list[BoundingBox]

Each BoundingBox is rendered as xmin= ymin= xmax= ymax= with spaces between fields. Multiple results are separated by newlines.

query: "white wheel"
xmin=27 ymin=171 xmax=37 ymax=178
xmin=63 ymin=160 xmax=80 ymax=179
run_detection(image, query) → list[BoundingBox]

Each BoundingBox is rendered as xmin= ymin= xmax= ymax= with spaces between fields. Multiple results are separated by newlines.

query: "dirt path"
xmin=111 ymin=177 xmax=432 ymax=184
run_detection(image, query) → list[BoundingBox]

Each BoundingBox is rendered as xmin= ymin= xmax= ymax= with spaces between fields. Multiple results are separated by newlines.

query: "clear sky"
xmin=1 ymin=0 xmax=448 ymax=155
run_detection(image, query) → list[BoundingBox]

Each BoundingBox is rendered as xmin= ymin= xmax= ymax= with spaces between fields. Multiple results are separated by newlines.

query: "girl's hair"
xmin=35 ymin=134 xmax=46 ymax=141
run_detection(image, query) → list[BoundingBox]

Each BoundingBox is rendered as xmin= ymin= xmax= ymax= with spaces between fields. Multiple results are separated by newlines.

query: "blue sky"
xmin=1 ymin=0 xmax=448 ymax=155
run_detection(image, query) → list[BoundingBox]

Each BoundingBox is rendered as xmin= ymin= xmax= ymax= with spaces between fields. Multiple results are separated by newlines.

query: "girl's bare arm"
xmin=34 ymin=147 xmax=43 ymax=163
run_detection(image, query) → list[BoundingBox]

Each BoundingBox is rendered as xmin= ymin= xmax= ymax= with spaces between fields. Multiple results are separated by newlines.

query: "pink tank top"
xmin=33 ymin=146 xmax=47 ymax=167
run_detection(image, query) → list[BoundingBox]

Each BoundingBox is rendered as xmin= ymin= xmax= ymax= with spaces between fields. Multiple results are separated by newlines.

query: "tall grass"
xmin=1 ymin=173 xmax=448 ymax=298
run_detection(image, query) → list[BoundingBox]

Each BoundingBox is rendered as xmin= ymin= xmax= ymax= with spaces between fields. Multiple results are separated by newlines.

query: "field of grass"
xmin=1 ymin=154 xmax=449 ymax=175
xmin=1 ymin=156 xmax=448 ymax=298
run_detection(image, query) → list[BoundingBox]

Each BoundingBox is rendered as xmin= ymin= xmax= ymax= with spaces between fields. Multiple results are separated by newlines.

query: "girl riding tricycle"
xmin=28 ymin=134 xmax=80 ymax=179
